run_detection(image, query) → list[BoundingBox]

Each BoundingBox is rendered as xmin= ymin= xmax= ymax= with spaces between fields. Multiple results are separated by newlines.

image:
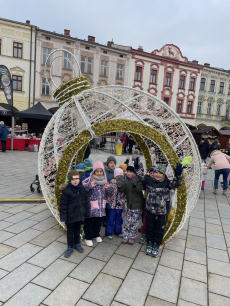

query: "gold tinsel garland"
xmin=53 ymin=76 xmax=91 ymax=106
xmin=54 ymin=119 xmax=187 ymax=244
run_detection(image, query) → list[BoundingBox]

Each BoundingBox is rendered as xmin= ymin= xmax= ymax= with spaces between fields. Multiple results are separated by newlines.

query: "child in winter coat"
xmin=83 ymin=161 xmax=112 ymax=246
xmin=60 ymin=170 xmax=88 ymax=258
xmin=105 ymin=168 xmax=127 ymax=239
xmin=118 ymin=165 xmax=143 ymax=244
xmin=201 ymin=163 xmax=208 ymax=190
xmin=136 ymin=162 xmax=183 ymax=257
xmin=82 ymin=158 xmax=93 ymax=182
xmin=104 ymin=156 xmax=117 ymax=182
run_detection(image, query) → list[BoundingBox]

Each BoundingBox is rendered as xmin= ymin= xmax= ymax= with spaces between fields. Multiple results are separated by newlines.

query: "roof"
xmin=14 ymin=102 xmax=52 ymax=120
xmin=0 ymin=17 xmax=36 ymax=28
xmin=0 ymin=105 xmax=12 ymax=116
xmin=192 ymin=126 xmax=220 ymax=135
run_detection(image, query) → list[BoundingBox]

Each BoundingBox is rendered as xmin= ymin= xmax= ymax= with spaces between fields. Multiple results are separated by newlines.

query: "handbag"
xmin=28 ymin=144 xmax=34 ymax=152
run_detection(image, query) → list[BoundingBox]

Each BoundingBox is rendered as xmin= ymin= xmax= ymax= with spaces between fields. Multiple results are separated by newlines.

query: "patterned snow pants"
xmin=123 ymin=209 xmax=142 ymax=239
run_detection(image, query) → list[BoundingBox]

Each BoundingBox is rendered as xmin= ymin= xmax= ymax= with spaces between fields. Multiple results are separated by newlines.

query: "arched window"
xmin=216 ymin=104 xmax=222 ymax=116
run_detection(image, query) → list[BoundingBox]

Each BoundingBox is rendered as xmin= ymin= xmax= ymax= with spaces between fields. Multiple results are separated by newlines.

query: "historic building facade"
xmin=196 ymin=65 xmax=230 ymax=129
xmin=0 ymin=18 xmax=36 ymax=111
xmin=127 ymin=44 xmax=202 ymax=125
xmin=35 ymin=30 xmax=131 ymax=110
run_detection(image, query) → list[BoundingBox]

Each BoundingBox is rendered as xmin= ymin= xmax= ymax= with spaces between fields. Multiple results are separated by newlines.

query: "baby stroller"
xmin=30 ymin=174 xmax=42 ymax=193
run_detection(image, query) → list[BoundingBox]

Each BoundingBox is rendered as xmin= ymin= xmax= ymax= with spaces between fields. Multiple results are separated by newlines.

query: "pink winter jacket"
xmin=206 ymin=151 xmax=230 ymax=170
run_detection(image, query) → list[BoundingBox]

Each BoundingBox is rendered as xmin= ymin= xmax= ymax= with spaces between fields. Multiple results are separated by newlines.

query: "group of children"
xmin=60 ymin=151 xmax=184 ymax=258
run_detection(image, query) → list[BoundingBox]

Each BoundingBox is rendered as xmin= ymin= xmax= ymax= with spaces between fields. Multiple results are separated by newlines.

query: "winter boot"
xmin=152 ymin=242 xmax=160 ymax=257
xmin=145 ymin=241 xmax=153 ymax=256
xmin=64 ymin=247 xmax=73 ymax=258
xmin=122 ymin=237 xmax=128 ymax=244
xmin=139 ymin=234 xmax=146 ymax=244
xmin=213 ymin=189 xmax=218 ymax=195
xmin=74 ymin=243 xmax=84 ymax=253
xmin=223 ymin=190 xmax=227 ymax=196
xmin=128 ymin=238 xmax=135 ymax=245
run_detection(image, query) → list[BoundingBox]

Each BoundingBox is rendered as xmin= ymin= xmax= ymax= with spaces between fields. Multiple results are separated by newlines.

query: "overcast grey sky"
xmin=1 ymin=0 xmax=230 ymax=69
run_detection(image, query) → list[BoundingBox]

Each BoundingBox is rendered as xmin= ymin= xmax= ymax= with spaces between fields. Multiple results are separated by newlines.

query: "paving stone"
xmin=184 ymin=248 xmax=206 ymax=265
xmin=179 ymin=277 xmax=207 ymax=306
xmin=160 ymin=248 xmax=184 ymax=270
xmin=182 ymin=221 xmax=189 ymax=230
xmin=4 ymin=211 xmax=34 ymax=224
xmin=0 ymin=262 xmax=43 ymax=302
xmin=3 ymin=283 xmax=51 ymax=306
xmin=205 ymin=204 xmax=218 ymax=211
xmin=132 ymin=250 xmax=159 ymax=274
xmin=30 ymin=228 xmax=63 ymax=247
xmin=209 ymin=292 xmax=230 ymax=306
xmin=190 ymin=210 xmax=204 ymax=219
xmin=88 ymin=242 xmax=118 ymax=262
xmin=149 ymin=265 xmax=181 ymax=304
xmin=4 ymin=219 xmax=38 ymax=234
xmin=206 ymin=233 xmax=226 ymax=250
xmin=56 ymin=234 xmax=67 ymax=244
xmin=4 ymin=228 xmax=42 ymax=248
xmin=115 ymin=242 xmax=141 ymax=259
xmin=0 ymin=230 xmax=15 ymax=243
xmin=206 ymin=223 xmax=223 ymax=235
xmin=0 ymin=221 xmax=13 ymax=230
xmin=28 ymin=209 xmax=53 ymax=222
xmin=205 ymin=217 xmax=221 ymax=225
xmin=176 ymin=229 xmax=187 ymax=240
xmin=207 ymin=247 xmax=229 ymax=263
xmin=70 ymin=257 xmax=105 ymax=283
xmin=26 ymin=203 xmax=49 ymax=213
xmin=189 ymin=217 xmax=205 ymax=229
xmin=28 ymin=241 xmax=66 ymax=268
xmin=222 ymin=223 xmax=230 ymax=233
xmin=76 ymin=300 xmax=99 ymax=306
xmin=60 ymin=244 xmax=92 ymax=264
xmin=205 ymin=210 xmax=220 ymax=219
xmin=0 ymin=243 xmax=42 ymax=271
xmin=221 ymin=217 xmax=230 ymax=225
xmin=219 ymin=211 xmax=230 ymax=219
xmin=0 ymin=206 xmax=9 ymax=212
xmin=0 ymin=244 xmax=15 ymax=259
xmin=103 ymin=236 xmax=122 ymax=246
xmin=32 ymin=216 xmax=57 ymax=231
xmin=209 ymin=273 xmax=230 ymax=298
xmin=0 ymin=269 xmax=8 ymax=279
xmin=32 ymin=258 xmax=76 ymax=290
xmin=43 ymin=277 xmax=89 ymax=306
xmin=101 ymin=253 xmax=133 ymax=279
xmin=177 ymin=300 xmax=199 ymax=306
xmin=186 ymin=235 xmax=206 ymax=252
xmin=182 ymin=260 xmax=207 ymax=283
xmin=4 ymin=204 xmax=35 ymax=214
xmin=188 ymin=226 xmax=205 ymax=238
xmin=224 ymin=232 xmax=230 ymax=248
xmin=145 ymin=296 xmax=176 ymax=306
xmin=0 ymin=212 xmax=12 ymax=220
xmin=208 ymin=258 xmax=230 ymax=277
xmin=164 ymin=237 xmax=186 ymax=253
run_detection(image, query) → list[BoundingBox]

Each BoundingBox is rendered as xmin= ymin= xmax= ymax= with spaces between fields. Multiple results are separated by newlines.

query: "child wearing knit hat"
xmin=60 ymin=170 xmax=88 ymax=258
xmin=82 ymin=158 xmax=93 ymax=182
xmin=105 ymin=168 xmax=127 ymax=239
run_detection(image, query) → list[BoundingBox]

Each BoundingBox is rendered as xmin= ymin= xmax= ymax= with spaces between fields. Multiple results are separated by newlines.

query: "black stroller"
xmin=30 ymin=174 xmax=42 ymax=193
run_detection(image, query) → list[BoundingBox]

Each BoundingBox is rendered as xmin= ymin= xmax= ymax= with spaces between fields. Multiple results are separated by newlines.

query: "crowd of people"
xmin=59 ymin=150 xmax=184 ymax=259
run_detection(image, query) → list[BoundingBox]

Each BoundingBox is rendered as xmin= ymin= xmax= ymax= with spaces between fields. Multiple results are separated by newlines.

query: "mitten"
xmin=130 ymin=176 xmax=138 ymax=187
xmin=173 ymin=163 xmax=184 ymax=175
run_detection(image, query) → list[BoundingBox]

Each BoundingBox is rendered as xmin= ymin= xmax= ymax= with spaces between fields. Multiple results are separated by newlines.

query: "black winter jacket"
xmin=199 ymin=140 xmax=210 ymax=159
xmin=60 ymin=184 xmax=89 ymax=224
xmin=136 ymin=168 xmax=182 ymax=215
xmin=209 ymin=142 xmax=220 ymax=153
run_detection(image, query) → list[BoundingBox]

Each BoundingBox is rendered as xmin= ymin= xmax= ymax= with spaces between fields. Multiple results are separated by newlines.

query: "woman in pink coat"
xmin=120 ymin=132 xmax=127 ymax=153
xmin=206 ymin=150 xmax=230 ymax=195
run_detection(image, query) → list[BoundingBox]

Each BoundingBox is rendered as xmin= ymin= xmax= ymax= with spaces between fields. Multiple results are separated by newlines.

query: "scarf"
xmin=84 ymin=166 xmax=93 ymax=173
xmin=152 ymin=176 xmax=165 ymax=183
xmin=105 ymin=166 xmax=114 ymax=183
xmin=91 ymin=174 xmax=106 ymax=185
xmin=69 ymin=182 xmax=83 ymax=193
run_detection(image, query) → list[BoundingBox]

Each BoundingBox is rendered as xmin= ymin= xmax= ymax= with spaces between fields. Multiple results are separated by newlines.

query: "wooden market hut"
xmin=219 ymin=130 xmax=230 ymax=149
xmin=191 ymin=126 xmax=220 ymax=146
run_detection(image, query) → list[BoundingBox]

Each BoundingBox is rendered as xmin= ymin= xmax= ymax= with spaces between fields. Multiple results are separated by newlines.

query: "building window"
xmin=45 ymin=37 xmax=50 ymax=41
xmin=210 ymin=80 xmax=215 ymax=92
xmin=87 ymin=58 xmax=92 ymax=73
xmin=64 ymin=52 xmax=71 ymax=69
xmin=228 ymin=84 xmax=230 ymax=95
xmin=150 ymin=70 xmax=157 ymax=84
xmin=190 ymin=78 xmax=195 ymax=90
xmin=81 ymin=56 xmax=93 ymax=74
xmin=164 ymin=97 xmax=169 ymax=105
xmin=197 ymin=101 xmax=202 ymax=113
xmin=43 ymin=48 xmax=51 ymax=66
xmin=103 ymin=50 xmax=107 ymax=54
xmin=85 ymin=46 xmax=90 ymax=50
xmin=216 ymin=104 xmax=222 ymax=115
xmin=119 ymin=55 xmax=123 ymax=58
xmin=227 ymin=104 xmax=230 ymax=119
xmin=135 ymin=66 xmax=142 ymax=81
xmin=219 ymin=82 xmax=224 ymax=94
xmin=12 ymin=75 xmax=22 ymax=91
xmin=13 ymin=42 xmax=22 ymax=58
xmin=117 ymin=64 xmax=123 ymax=79
xmin=187 ymin=101 xmax=193 ymax=114
xmin=200 ymin=78 xmax=206 ymax=90
xmin=0 ymin=39 xmax=1 ymax=55
xmin=42 ymin=78 xmax=49 ymax=95
xmin=100 ymin=60 xmax=108 ymax=76
xmin=179 ymin=75 xmax=185 ymax=89
xmin=165 ymin=73 xmax=171 ymax=86
xmin=207 ymin=102 xmax=212 ymax=114
xmin=81 ymin=56 xmax=86 ymax=73
xmin=177 ymin=100 xmax=183 ymax=113
xmin=66 ymin=42 xmax=70 ymax=45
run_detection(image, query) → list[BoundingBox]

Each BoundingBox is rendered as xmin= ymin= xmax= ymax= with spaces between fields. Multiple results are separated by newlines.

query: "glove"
xmin=134 ymin=157 xmax=139 ymax=169
xmin=130 ymin=176 xmax=138 ymax=187
xmin=116 ymin=177 xmax=124 ymax=188
xmin=173 ymin=163 xmax=184 ymax=175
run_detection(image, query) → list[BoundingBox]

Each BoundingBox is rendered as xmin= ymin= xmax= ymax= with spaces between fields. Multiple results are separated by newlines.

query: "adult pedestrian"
xmin=199 ymin=139 xmax=210 ymax=163
xmin=206 ymin=150 xmax=230 ymax=195
xmin=0 ymin=121 xmax=9 ymax=153
xmin=128 ymin=135 xmax=135 ymax=154
xmin=209 ymin=139 xmax=220 ymax=153
xmin=120 ymin=132 xmax=128 ymax=153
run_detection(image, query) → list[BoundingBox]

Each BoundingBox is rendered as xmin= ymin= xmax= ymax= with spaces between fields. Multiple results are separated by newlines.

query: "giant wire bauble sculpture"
xmin=38 ymin=49 xmax=201 ymax=244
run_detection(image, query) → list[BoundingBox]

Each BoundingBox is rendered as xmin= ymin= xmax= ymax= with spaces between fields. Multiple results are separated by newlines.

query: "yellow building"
xmin=0 ymin=18 xmax=36 ymax=111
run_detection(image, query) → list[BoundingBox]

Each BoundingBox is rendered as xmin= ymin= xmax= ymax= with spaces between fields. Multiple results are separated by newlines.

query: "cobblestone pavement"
xmin=0 ymin=150 xmax=230 ymax=305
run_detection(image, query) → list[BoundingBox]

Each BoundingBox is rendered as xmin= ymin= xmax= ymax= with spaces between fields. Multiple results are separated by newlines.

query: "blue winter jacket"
xmin=0 ymin=125 xmax=9 ymax=141
xmin=82 ymin=169 xmax=93 ymax=182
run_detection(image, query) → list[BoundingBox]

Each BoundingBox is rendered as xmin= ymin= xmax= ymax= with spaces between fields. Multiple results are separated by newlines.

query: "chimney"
xmin=192 ymin=60 xmax=198 ymax=64
xmin=88 ymin=35 xmax=95 ymax=43
xmin=138 ymin=45 xmax=143 ymax=51
xmin=107 ymin=41 xmax=113 ymax=47
xmin=26 ymin=20 xmax=30 ymax=24
xmin=64 ymin=29 xmax=70 ymax=36
xmin=204 ymin=63 xmax=210 ymax=67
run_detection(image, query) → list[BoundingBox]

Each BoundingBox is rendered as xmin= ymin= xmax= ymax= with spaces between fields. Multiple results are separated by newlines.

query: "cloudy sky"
xmin=1 ymin=0 xmax=230 ymax=69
